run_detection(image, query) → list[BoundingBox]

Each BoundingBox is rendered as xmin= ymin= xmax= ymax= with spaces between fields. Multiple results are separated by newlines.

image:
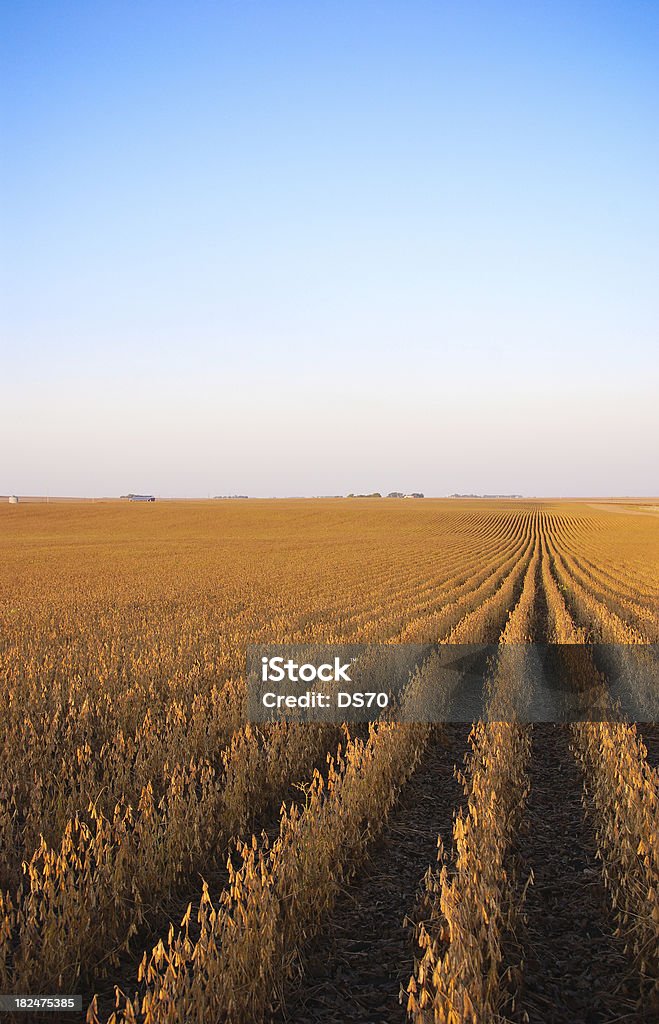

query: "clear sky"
xmin=2 ymin=1 xmax=658 ymax=497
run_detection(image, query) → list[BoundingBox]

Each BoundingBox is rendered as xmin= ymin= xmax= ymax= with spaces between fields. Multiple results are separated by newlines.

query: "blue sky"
xmin=2 ymin=1 xmax=658 ymax=496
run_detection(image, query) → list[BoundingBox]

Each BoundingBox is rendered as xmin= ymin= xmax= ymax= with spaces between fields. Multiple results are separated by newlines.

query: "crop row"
xmin=407 ymin=522 xmax=541 ymax=1021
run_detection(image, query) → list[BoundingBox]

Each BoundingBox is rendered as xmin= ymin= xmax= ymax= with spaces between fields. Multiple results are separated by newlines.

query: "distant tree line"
xmin=345 ymin=492 xmax=425 ymax=498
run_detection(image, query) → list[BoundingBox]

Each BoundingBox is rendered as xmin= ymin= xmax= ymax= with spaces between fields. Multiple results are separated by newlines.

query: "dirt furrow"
xmin=513 ymin=722 xmax=648 ymax=1024
xmin=638 ymin=724 xmax=659 ymax=770
xmin=273 ymin=725 xmax=469 ymax=1024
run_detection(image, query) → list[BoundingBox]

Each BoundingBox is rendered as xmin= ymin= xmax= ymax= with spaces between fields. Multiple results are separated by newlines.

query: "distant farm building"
xmin=127 ymin=494 xmax=155 ymax=502
xmin=8 ymin=495 xmax=19 ymax=504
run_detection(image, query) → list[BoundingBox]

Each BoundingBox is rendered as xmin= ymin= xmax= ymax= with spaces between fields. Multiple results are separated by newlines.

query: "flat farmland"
xmin=0 ymin=499 xmax=657 ymax=1022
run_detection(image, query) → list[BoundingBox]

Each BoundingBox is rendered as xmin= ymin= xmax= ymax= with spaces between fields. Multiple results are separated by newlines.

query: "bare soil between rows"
xmin=512 ymin=723 xmax=652 ymax=1024
xmin=272 ymin=724 xmax=470 ymax=1024
xmin=638 ymin=724 xmax=659 ymax=770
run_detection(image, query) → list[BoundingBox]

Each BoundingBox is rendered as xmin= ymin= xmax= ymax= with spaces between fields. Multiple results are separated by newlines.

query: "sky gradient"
xmin=2 ymin=1 xmax=658 ymax=497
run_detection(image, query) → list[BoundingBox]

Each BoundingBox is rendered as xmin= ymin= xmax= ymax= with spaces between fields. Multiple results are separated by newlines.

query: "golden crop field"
xmin=0 ymin=498 xmax=658 ymax=1023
